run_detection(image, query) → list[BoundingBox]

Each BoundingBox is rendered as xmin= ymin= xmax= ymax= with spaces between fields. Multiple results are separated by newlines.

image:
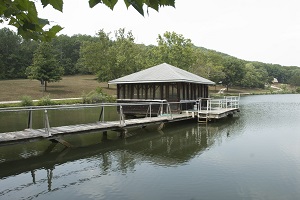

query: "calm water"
xmin=1 ymin=94 xmax=300 ymax=200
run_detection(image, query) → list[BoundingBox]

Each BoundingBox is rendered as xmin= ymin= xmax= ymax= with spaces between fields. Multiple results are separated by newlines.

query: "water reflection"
xmin=0 ymin=118 xmax=241 ymax=198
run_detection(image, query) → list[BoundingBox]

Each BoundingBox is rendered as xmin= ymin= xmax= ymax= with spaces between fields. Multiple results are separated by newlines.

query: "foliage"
xmin=0 ymin=28 xmax=38 ymax=79
xmin=279 ymin=84 xmax=289 ymax=93
xmin=37 ymin=95 xmax=53 ymax=106
xmin=82 ymin=87 xmax=115 ymax=103
xmin=78 ymin=28 xmax=148 ymax=81
xmin=20 ymin=95 xmax=33 ymax=106
xmin=222 ymin=58 xmax=245 ymax=91
xmin=240 ymin=63 xmax=268 ymax=88
xmin=77 ymin=29 xmax=113 ymax=76
xmin=1 ymin=26 xmax=300 ymax=91
xmin=51 ymin=35 xmax=79 ymax=75
xmin=0 ymin=0 xmax=174 ymax=41
xmin=26 ymin=42 xmax=64 ymax=91
xmin=289 ymin=71 xmax=300 ymax=86
xmin=153 ymin=31 xmax=196 ymax=70
xmin=100 ymin=28 xmax=147 ymax=80
xmin=0 ymin=0 xmax=63 ymax=41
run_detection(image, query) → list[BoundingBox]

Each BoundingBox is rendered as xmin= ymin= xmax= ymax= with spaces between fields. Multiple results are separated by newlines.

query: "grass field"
xmin=0 ymin=75 xmax=117 ymax=101
xmin=0 ymin=75 xmax=291 ymax=102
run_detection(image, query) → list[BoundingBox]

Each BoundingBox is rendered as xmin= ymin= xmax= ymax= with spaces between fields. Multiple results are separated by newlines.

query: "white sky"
xmin=2 ymin=0 xmax=300 ymax=67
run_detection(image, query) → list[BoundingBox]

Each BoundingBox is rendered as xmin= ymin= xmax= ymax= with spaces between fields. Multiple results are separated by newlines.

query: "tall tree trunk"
xmin=226 ymin=84 xmax=229 ymax=92
xmin=44 ymin=81 xmax=47 ymax=91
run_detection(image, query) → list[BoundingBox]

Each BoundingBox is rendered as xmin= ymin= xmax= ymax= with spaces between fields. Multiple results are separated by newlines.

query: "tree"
xmin=0 ymin=28 xmax=21 ymax=79
xmin=154 ymin=31 xmax=196 ymax=70
xmin=76 ymin=29 xmax=113 ymax=76
xmin=222 ymin=57 xmax=245 ymax=91
xmin=0 ymin=0 xmax=175 ymax=41
xmin=240 ymin=63 xmax=268 ymax=88
xmin=51 ymin=35 xmax=82 ymax=75
xmin=103 ymin=28 xmax=146 ymax=80
xmin=0 ymin=27 xmax=38 ymax=79
xmin=77 ymin=28 xmax=149 ymax=81
xmin=26 ymin=42 xmax=64 ymax=91
xmin=289 ymin=71 xmax=300 ymax=86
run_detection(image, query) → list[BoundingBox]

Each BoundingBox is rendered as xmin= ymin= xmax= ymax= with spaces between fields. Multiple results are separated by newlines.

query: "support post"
xmin=102 ymin=131 xmax=108 ymax=141
xmin=44 ymin=110 xmax=51 ymax=137
xmin=157 ymin=122 xmax=164 ymax=131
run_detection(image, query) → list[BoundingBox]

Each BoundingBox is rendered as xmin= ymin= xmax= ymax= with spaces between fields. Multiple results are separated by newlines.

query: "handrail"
xmin=197 ymin=96 xmax=240 ymax=112
xmin=1 ymin=100 xmax=183 ymax=135
xmin=0 ymin=101 xmax=171 ymax=113
xmin=1 ymin=97 xmax=240 ymax=135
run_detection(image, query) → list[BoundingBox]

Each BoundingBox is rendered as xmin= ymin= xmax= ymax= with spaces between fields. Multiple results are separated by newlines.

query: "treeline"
xmin=1 ymin=27 xmax=300 ymax=89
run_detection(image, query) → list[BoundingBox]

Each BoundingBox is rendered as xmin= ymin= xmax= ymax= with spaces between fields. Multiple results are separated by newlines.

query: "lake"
xmin=1 ymin=94 xmax=300 ymax=200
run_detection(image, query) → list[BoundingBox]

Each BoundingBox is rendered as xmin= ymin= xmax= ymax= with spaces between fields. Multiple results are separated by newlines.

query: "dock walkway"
xmin=0 ymin=113 xmax=192 ymax=146
xmin=0 ymin=96 xmax=240 ymax=146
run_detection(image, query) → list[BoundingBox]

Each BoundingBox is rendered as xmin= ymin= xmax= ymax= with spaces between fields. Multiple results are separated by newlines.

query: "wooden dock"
xmin=0 ymin=96 xmax=240 ymax=146
xmin=0 ymin=114 xmax=193 ymax=146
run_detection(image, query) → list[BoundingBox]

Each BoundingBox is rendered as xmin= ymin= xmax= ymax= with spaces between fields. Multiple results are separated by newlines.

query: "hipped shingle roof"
xmin=108 ymin=63 xmax=215 ymax=85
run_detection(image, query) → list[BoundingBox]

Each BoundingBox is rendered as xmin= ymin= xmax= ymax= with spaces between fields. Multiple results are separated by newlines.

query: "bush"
xmin=82 ymin=87 xmax=115 ymax=104
xmin=37 ymin=95 xmax=53 ymax=106
xmin=20 ymin=96 xmax=34 ymax=107
xmin=296 ymin=87 xmax=300 ymax=93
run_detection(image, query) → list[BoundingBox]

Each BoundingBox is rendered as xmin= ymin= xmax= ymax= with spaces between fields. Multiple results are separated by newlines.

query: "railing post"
xmin=119 ymin=105 xmax=126 ymax=127
xmin=103 ymin=106 xmax=105 ymax=122
xmin=27 ymin=107 xmax=33 ymax=129
xmin=167 ymin=103 xmax=173 ymax=119
xmin=44 ymin=110 xmax=51 ymax=137
xmin=206 ymin=100 xmax=209 ymax=113
xmin=149 ymin=103 xmax=152 ymax=120
xmin=198 ymin=99 xmax=201 ymax=113
xmin=98 ymin=106 xmax=104 ymax=122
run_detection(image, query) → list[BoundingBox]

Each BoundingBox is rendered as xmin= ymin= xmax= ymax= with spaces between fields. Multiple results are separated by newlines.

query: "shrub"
xmin=20 ymin=96 xmax=34 ymax=107
xmin=82 ymin=87 xmax=115 ymax=104
xmin=37 ymin=95 xmax=53 ymax=106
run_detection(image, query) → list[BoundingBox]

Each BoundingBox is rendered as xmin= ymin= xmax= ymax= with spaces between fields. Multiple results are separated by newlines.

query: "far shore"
xmin=0 ymin=75 xmax=297 ymax=107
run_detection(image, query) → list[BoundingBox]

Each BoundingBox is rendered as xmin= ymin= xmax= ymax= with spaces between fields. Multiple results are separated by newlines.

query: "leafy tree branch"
xmin=0 ymin=0 xmax=175 ymax=41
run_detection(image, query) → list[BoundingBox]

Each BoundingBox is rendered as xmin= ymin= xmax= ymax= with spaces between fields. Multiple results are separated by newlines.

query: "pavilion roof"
xmin=108 ymin=63 xmax=215 ymax=85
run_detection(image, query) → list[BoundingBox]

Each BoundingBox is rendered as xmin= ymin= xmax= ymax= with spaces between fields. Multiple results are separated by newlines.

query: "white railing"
xmin=197 ymin=96 xmax=240 ymax=113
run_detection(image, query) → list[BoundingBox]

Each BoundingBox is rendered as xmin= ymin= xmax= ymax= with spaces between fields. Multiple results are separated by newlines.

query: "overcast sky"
xmin=3 ymin=0 xmax=300 ymax=67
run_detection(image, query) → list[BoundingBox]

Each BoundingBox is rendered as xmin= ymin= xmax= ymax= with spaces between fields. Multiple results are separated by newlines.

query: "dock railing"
xmin=197 ymin=96 xmax=240 ymax=113
xmin=0 ymin=101 xmax=178 ymax=135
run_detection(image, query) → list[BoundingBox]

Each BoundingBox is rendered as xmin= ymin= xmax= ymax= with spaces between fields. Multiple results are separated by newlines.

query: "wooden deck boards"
xmin=0 ymin=114 xmax=192 ymax=146
xmin=0 ymin=108 xmax=239 ymax=146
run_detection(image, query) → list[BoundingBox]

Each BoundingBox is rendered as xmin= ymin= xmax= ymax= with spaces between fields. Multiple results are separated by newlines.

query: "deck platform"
xmin=0 ymin=114 xmax=193 ymax=146
xmin=198 ymin=108 xmax=240 ymax=119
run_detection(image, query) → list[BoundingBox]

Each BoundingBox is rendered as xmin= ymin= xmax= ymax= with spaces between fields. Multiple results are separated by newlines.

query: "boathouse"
xmin=108 ymin=63 xmax=215 ymax=115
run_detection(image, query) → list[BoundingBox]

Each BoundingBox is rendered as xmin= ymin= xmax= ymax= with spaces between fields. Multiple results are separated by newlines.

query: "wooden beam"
xmin=49 ymin=138 xmax=73 ymax=148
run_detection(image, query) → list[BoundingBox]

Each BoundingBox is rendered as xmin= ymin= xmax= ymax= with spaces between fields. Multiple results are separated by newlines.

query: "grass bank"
xmin=0 ymin=75 xmax=297 ymax=107
xmin=0 ymin=75 xmax=116 ymax=101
